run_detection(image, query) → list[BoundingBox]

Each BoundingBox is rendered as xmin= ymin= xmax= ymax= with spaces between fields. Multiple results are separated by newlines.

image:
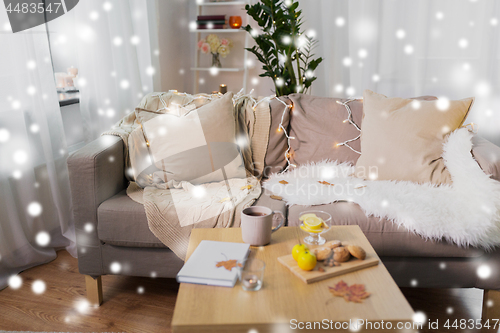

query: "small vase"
xmin=211 ymin=53 xmax=222 ymax=68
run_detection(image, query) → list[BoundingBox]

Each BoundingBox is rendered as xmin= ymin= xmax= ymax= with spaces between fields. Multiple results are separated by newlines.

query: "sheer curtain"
xmin=0 ymin=13 xmax=76 ymax=289
xmin=298 ymin=0 xmax=500 ymax=145
xmin=74 ymin=0 xmax=161 ymax=142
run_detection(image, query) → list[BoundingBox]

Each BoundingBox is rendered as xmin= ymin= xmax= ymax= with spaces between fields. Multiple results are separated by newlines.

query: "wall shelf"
xmin=197 ymin=1 xmax=248 ymax=6
xmin=191 ymin=67 xmax=245 ymax=72
xmin=192 ymin=0 xmax=251 ymax=93
xmin=190 ymin=29 xmax=245 ymax=33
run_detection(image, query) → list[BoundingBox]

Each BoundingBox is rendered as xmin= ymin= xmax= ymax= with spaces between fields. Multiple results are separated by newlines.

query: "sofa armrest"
xmin=472 ymin=136 xmax=500 ymax=182
xmin=67 ymin=135 xmax=125 ymax=275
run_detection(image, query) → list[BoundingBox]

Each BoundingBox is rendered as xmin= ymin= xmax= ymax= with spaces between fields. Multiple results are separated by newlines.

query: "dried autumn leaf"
xmin=329 ymin=281 xmax=371 ymax=303
xmin=215 ymin=259 xmax=242 ymax=271
xmin=279 ymin=180 xmax=289 ymax=185
xmin=318 ymin=181 xmax=335 ymax=186
xmin=240 ymin=185 xmax=253 ymax=190
xmin=270 ymin=195 xmax=283 ymax=201
xmin=328 ymin=280 xmax=350 ymax=297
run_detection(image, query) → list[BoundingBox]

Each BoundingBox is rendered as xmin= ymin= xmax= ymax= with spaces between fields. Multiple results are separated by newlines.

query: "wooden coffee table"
xmin=171 ymin=226 xmax=416 ymax=333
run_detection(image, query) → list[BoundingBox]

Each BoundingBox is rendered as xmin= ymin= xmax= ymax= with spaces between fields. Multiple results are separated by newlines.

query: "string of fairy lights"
xmin=151 ymin=90 xmax=362 ymax=174
xmin=272 ymin=97 xmax=363 ymax=173
xmin=335 ymin=99 xmax=362 ymax=154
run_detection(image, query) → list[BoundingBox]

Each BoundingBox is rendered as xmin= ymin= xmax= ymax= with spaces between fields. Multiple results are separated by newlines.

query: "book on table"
xmin=176 ymin=240 xmax=250 ymax=287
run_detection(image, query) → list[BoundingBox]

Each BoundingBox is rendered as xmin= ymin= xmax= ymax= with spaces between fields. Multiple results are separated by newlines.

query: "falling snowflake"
xmin=413 ymin=311 xmax=427 ymax=324
xmin=89 ymin=11 xmax=99 ymax=20
xmin=26 ymin=60 xmax=36 ymax=70
xmin=27 ymin=86 xmax=36 ymax=95
xmin=345 ymin=86 xmax=356 ymax=96
xmin=110 ymin=262 xmax=122 ymax=273
xmin=32 ymin=280 xmax=46 ymax=294
xmin=8 ymin=275 xmax=22 ymax=289
xmin=436 ymin=97 xmax=450 ymax=111
xmin=342 ymin=57 xmax=352 ymax=67
xmin=458 ymin=38 xmax=468 ymax=49
xmin=113 ymin=37 xmax=123 ymax=46
xmin=84 ymin=223 xmax=94 ymax=233
xmin=404 ymin=45 xmax=414 ymax=55
xmin=120 ymin=80 xmax=130 ymax=89
xmin=13 ymin=150 xmax=28 ymax=165
xmin=335 ymin=17 xmax=345 ymax=27
xmin=30 ymin=124 xmax=40 ymax=133
xmin=209 ymin=67 xmax=219 ymax=76
xmin=27 ymin=202 xmax=43 ymax=217
xmin=102 ymin=2 xmax=112 ymax=11
xmin=477 ymin=264 xmax=492 ymax=279
xmin=396 ymin=29 xmax=406 ymax=39
xmin=146 ymin=66 xmax=156 ymax=76
xmin=130 ymin=35 xmax=140 ymax=45
xmin=35 ymin=231 xmax=51 ymax=246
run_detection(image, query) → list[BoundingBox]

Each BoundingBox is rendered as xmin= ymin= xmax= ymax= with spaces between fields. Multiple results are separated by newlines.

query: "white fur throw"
xmin=263 ymin=129 xmax=500 ymax=249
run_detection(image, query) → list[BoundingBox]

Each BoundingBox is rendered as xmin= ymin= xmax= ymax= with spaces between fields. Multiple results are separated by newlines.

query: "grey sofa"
xmin=67 ymin=96 xmax=500 ymax=323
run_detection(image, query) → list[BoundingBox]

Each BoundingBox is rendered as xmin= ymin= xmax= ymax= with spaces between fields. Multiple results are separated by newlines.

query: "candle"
xmin=229 ymin=16 xmax=242 ymax=29
xmin=242 ymin=275 xmax=259 ymax=289
xmin=219 ymin=84 xmax=227 ymax=94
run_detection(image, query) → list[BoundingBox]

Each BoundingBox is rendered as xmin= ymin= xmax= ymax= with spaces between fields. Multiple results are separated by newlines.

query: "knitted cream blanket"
xmin=104 ymin=92 xmax=271 ymax=260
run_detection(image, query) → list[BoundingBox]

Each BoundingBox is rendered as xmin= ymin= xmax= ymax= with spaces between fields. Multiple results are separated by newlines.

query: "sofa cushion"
xmin=288 ymin=202 xmax=484 ymax=258
xmin=288 ymin=94 xmax=364 ymax=166
xmin=97 ymin=189 xmax=288 ymax=248
xmin=98 ymin=190 xmax=167 ymax=248
xmin=355 ymin=90 xmax=474 ymax=185
xmin=136 ymin=92 xmax=246 ymax=185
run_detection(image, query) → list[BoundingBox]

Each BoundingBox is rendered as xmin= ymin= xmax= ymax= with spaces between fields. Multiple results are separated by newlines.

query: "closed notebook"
xmin=176 ymin=240 xmax=250 ymax=287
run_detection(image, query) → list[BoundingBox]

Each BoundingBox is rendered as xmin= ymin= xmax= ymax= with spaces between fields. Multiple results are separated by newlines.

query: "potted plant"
xmin=243 ymin=0 xmax=323 ymax=96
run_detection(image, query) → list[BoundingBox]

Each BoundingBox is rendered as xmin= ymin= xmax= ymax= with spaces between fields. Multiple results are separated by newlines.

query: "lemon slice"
xmin=299 ymin=213 xmax=318 ymax=221
xmin=300 ymin=225 xmax=322 ymax=234
xmin=304 ymin=216 xmax=324 ymax=230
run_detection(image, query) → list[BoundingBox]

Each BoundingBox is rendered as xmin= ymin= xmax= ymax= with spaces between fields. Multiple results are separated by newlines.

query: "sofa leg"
xmin=85 ymin=275 xmax=103 ymax=306
xmin=482 ymin=289 xmax=500 ymax=332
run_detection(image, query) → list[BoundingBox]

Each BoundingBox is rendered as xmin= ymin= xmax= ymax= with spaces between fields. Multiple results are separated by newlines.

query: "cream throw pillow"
xmin=136 ymin=92 xmax=246 ymax=185
xmin=355 ymin=90 xmax=474 ymax=184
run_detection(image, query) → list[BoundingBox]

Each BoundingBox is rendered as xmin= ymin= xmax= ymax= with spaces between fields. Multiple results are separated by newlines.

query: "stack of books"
xmin=197 ymin=15 xmax=227 ymax=29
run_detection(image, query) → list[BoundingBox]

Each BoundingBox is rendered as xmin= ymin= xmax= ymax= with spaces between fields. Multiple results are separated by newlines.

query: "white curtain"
xmin=0 ymin=13 xmax=76 ymax=289
xmin=74 ymin=0 xmax=161 ymax=142
xmin=299 ymin=0 xmax=500 ymax=145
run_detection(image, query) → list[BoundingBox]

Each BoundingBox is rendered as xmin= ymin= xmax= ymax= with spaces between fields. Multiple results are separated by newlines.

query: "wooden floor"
xmin=0 ymin=250 xmax=485 ymax=333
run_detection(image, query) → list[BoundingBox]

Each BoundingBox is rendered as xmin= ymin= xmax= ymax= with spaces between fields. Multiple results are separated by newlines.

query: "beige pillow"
xmin=128 ymin=91 xmax=220 ymax=187
xmin=136 ymin=92 xmax=246 ymax=184
xmin=355 ymin=90 xmax=474 ymax=184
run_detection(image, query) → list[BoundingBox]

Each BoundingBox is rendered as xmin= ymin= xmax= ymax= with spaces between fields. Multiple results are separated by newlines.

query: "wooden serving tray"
xmin=277 ymin=253 xmax=379 ymax=284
